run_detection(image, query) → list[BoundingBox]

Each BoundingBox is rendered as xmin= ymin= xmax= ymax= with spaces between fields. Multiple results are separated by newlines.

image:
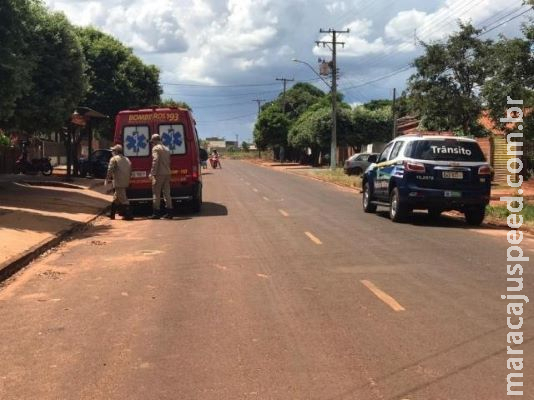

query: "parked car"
xmin=362 ymin=135 xmax=491 ymax=225
xmin=344 ymin=153 xmax=378 ymax=175
xmin=78 ymin=149 xmax=112 ymax=178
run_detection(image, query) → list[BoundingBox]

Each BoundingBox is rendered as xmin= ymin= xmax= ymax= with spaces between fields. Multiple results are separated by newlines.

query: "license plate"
xmin=131 ymin=170 xmax=147 ymax=178
xmin=444 ymin=191 xmax=461 ymax=198
xmin=442 ymin=171 xmax=463 ymax=179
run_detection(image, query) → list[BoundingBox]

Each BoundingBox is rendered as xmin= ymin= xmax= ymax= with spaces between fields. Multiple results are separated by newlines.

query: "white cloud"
xmin=314 ymin=19 xmax=390 ymax=58
xmin=385 ymin=9 xmax=427 ymax=42
xmin=43 ymin=0 xmax=526 ymax=141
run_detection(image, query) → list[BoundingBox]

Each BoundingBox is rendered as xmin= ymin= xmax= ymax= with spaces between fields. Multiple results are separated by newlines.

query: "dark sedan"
xmin=343 ymin=153 xmax=378 ymax=176
xmin=79 ymin=149 xmax=112 ymax=178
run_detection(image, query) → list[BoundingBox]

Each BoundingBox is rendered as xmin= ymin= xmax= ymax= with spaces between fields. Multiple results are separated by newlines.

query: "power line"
xmin=162 ymin=81 xmax=281 ymax=88
xmin=479 ymin=8 xmax=533 ymax=36
xmin=339 ymin=4 xmax=531 ymax=96
xmin=200 ymin=112 xmax=258 ymax=124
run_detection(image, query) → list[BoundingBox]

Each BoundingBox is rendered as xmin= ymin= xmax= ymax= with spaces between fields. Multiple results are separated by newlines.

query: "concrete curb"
xmin=0 ymin=208 xmax=108 ymax=284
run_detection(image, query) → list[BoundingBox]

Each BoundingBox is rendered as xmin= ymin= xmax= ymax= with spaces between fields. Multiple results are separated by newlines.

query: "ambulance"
xmin=113 ymin=107 xmax=203 ymax=212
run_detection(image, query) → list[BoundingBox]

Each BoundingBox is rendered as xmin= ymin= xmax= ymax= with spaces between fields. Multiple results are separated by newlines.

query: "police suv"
xmin=362 ymin=134 xmax=491 ymax=225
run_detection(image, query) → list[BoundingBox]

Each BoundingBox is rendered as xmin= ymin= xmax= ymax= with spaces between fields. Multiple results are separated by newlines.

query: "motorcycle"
xmin=209 ymin=155 xmax=221 ymax=169
xmin=15 ymin=155 xmax=53 ymax=176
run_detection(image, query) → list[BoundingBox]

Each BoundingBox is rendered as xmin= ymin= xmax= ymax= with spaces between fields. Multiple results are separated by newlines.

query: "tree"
xmin=408 ymin=22 xmax=491 ymax=135
xmin=0 ymin=0 xmax=36 ymax=125
xmin=350 ymin=105 xmax=393 ymax=147
xmin=364 ymin=99 xmax=392 ymax=111
xmin=482 ymin=33 xmax=533 ymax=133
xmin=288 ymin=104 xmax=353 ymax=165
xmin=241 ymin=141 xmax=250 ymax=152
xmin=76 ymin=27 xmax=162 ymax=138
xmin=276 ymin=82 xmax=326 ymax=121
xmin=8 ymin=5 xmax=88 ymax=134
xmin=160 ymin=98 xmax=192 ymax=110
xmin=253 ymin=104 xmax=290 ymax=151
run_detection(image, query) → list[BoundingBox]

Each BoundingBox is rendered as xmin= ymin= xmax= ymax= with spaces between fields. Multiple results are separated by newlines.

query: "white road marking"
xmin=263 ymin=196 xmax=270 ymax=201
xmin=256 ymin=273 xmax=269 ymax=279
xmin=279 ymin=209 xmax=289 ymax=217
xmin=252 ymin=188 xmax=259 ymax=193
xmin=304 ymin=231 xmax=322 ymax=245
xmin=360 ymin=280 xmax=405 ymax=312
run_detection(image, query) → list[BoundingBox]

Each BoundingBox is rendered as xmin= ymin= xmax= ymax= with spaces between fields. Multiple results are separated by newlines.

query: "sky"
xmin=44 ymin=0 xmax=532 ymax=143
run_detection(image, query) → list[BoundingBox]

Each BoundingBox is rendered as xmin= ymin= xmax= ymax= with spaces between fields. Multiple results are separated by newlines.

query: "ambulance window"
xmin=159 ymin=124 xmax=186 ymax=155
xmin=123 ymin=125 xmax=150 ymax=157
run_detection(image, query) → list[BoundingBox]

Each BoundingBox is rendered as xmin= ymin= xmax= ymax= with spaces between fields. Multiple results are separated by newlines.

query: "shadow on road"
xmin=375 ymin=210 xmax=496 ymax=230
xmin=131 ymin=201 xmax=228 ymax=219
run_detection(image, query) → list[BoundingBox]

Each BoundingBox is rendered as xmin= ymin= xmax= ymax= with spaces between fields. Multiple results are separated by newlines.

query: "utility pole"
xmin=392 ymin=88 xmax=397 ymax=139
xmin=317 ymin=28 xmax=349 ymax=169
xmin=276 ymin=77 xmax=294 ymax=163
xmin=252 ymin=99 xmax=266 ymax=116
xmin=252 ymin=99 xmax=266 ymax=158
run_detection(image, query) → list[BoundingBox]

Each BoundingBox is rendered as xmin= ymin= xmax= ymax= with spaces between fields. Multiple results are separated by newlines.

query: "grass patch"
xmin=223 ymin=150 xmax=274 ymax=161
xmin=486 ymin=203 xmax=534 ymax=226
xmin=307 ymin=168 xmax=362 ymax=189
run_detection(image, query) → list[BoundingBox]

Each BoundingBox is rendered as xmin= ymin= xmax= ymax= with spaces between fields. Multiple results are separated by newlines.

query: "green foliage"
xmin=482 ymin=33 xmax=533 ymax=133
xmin=75 ymin=27 xmax=162 ymax=138
xmin=351 ymin=106 xmax=393 ymax=145
xmin=486 ymin=204 xmax=534 ymax=223
xmin=159 ymin=98 xmax=192 ymax=110
xmin=288 ymin=105 xmax=353 ymax=149
xmin=0 ymin=132 xmax=11 ymax=146
xmin=253 ymin=104 xmax=290 ymax=150
xmin=7 ymin=5 xmax=88 ymax=133
xmin=0 ymin=0 xmax=36 ymax=124
xmin=274 ymin=82 xmax=326 ymax=122
xmin=408 ymin=22 xmax=490 ymax=136
xmin=364 ymin=99 xmax=392 ymax=111
xmin=241 ymin=141 xmax=250 ymax=151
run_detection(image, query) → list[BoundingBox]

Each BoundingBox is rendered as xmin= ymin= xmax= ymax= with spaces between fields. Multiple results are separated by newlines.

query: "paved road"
xmin=0 ymin=160 xmax=532 ymax=400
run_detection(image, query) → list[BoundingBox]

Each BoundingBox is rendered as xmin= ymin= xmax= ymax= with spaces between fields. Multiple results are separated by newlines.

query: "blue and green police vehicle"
xmin=362 ymin=134 xmax=492 ymax=225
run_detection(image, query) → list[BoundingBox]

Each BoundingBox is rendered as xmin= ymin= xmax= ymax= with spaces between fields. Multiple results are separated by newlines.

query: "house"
xmin=205 ymin=137 xmax=226 ymax=151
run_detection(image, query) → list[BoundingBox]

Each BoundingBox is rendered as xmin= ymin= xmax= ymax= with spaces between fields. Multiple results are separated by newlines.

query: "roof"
xmin=395 ymin=134 xmax=476 ymax=142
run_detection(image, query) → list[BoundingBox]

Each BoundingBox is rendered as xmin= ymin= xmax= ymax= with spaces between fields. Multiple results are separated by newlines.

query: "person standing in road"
xmin=149 ymin=134 xmax=173 ymax=219
xmin=106 ymin=144 xmax=133 ymax=220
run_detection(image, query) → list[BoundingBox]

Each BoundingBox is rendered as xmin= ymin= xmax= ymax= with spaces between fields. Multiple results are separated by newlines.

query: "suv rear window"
xmin=406 ymin=139 xmax=486 ymax=162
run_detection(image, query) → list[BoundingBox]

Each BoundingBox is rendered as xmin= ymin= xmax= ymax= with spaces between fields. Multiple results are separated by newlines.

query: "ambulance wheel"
xmin=362 ymin=183 xmax=377 ymax=213
xmin=389 ymin=187 xmax=408 ymax=223
xmin=190 ymin=190 xmax=202 ymax=213
xmin=464 ymin=205 xmax=485 ymax=226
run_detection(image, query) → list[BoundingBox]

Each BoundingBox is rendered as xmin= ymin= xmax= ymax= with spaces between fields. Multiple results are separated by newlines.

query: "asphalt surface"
xmin=0 ymin=160 xmax=532 ymax=400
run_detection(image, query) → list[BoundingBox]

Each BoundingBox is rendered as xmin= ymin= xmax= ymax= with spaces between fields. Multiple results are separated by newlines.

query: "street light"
xmin=291 ymin=58 xmax=331 ymax=89
xmin=292 ymin=58 xmax=337 ymax=170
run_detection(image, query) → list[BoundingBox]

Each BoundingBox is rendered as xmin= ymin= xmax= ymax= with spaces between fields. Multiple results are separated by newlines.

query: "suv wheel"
xmin=464 ymin=205 xmax=485 ymax=226
xmin=389 ymin=187 xmax=409 ymax=222
xmin=362 ymin=183 xmax=377 ymax=213
xmin=354 ymin=167 xmax=363 ymax=175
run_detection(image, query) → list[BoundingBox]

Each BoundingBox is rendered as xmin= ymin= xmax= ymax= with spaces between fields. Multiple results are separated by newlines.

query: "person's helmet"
xmin=150 ymin=134 xmax=161 ymax=143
